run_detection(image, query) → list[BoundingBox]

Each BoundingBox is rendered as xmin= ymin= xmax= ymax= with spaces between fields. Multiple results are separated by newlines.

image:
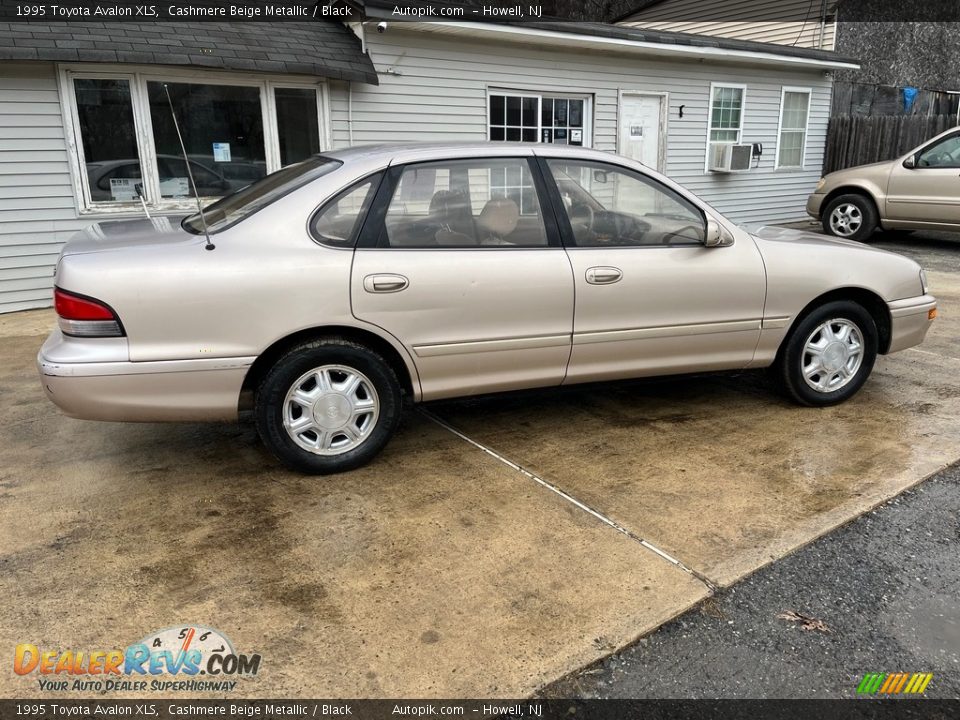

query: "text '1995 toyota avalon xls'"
xmin=38 ymin=144 xmax=937 ymax=474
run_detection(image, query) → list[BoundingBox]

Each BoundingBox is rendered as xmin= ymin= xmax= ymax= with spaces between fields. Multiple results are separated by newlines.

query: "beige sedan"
xmin=808 ymin=126 xmax=960 ymax=241
xmin=39 ymin=144 xmax=937 ymax=474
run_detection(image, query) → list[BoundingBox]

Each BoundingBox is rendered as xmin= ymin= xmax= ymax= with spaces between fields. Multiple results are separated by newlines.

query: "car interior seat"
xmin=428 ymin=189 xmax=476 ymax=245
xmin=477 ymin=198 xmax=520 ymax=245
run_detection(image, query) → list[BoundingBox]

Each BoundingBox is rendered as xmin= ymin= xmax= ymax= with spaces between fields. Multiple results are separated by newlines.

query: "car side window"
xmin=917 ymin=134 xmax=960 ymax=168
xmin=311 ymin=174 xmax=381 ymax=248
xmin=381 ymin=158 xmax=549 ymax=248
xmin=546 ymin=160 xmax=705 ymax=247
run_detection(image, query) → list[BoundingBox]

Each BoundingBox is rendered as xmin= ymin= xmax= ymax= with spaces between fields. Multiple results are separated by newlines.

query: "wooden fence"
xmin=823 ymin=114 xmax=959 ymax=174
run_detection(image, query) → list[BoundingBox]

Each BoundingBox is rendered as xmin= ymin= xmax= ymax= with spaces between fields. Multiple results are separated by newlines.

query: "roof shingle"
xmin=0 ymin=20 xmax=378 ymax=84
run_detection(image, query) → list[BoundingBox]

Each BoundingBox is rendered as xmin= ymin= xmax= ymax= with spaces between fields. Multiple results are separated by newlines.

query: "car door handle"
xmin=363 ymin=274 xmax=409 ymax=293
xmin=585 ymin=266 xmax=623 ymax=285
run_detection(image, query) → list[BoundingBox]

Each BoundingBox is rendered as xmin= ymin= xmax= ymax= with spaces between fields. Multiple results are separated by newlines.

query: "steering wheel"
xmin=612 ymin=214 xmax=651 ymax=244
xmin=569 ymin=203 xmax=594 ymax=232
xmin=923 ymin=151 xmax=951 ymax=167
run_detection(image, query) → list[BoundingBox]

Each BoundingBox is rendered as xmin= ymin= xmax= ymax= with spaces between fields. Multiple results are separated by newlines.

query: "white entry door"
xmin=618 ymin=93 xmax=665 ymax=171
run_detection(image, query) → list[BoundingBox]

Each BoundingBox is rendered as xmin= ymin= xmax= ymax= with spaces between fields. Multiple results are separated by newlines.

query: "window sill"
xmin=78 ymin=200 xmax=214 ymax=219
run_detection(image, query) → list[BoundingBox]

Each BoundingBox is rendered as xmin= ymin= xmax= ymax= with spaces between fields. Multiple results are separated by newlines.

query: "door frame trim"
xmin=617 ymin=90 xmax=670 ymax=172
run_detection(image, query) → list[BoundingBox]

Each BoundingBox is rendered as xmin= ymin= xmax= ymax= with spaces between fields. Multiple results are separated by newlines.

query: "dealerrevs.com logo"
xmin=14 ymin=626 xmax=261 ymax=692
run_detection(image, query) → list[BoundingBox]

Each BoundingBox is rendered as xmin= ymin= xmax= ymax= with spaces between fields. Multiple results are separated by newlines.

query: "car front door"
xmin=886 ymin=131 xmax=960 ymax=226
xmin=538 ymin=156 xmax=766 ymax=384
xmin=349 ymin=155 xmax=574 ymax=401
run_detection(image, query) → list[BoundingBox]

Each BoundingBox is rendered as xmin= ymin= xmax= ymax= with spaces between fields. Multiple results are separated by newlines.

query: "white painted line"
xmin=907 ymin=347 xmax=960 ymax=361
xmin=420 ymin=408 xmax=716 ymax=591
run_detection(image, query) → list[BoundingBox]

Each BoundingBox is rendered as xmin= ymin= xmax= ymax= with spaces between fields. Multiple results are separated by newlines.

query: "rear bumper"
xmin=38 ymin=331 xmax=252 ymax=422
xmin=886 ymin=295 xmax=937 ymax=354
xmin=806 ymin=192 xmax=826 ymax=220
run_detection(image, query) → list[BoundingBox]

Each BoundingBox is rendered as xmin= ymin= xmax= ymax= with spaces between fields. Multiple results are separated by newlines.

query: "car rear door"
xmin=537 ymin=155 xmax=767 ymax=384
xmin=350 ymin=154 xmax=574 ymax=401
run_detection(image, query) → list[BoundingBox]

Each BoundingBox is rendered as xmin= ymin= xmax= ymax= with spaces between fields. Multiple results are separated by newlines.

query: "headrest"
xmin=477 ymin=197 xmax=520 ymax=237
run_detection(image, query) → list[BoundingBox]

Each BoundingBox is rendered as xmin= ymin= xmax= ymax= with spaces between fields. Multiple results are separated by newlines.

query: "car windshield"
xmin=182 ymin=156 xmax=342 ymax=234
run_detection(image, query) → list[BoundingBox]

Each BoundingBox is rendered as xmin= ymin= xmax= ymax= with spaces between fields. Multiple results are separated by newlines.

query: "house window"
xmin=489 ymin=162 xmax=538 ymax=215
xmin=146 ymin=81 xmax=266 ymax=199
xmin=72 ymin=79 xmax=145 ymax=204
xmin=63 ymin=68 xmax=328 ymax=213
xmin=708 ymin=84 xmax=745 ymax=145
xmin=488 ymin=92 xmax=590 ymax=146
xmin=776 ymin=88 xmax=811 ymax=169
xmin=274 ymin=87 xmax=322 ymax=167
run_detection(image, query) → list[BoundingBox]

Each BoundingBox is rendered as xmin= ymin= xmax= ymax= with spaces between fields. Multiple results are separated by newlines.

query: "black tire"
xmin=821 ymin=193 xmax=878 ymax=242
xmin=775 ymin=300 xmax=878 ymax=407
xmin=255 ymin=338 xmax=402 ymax=474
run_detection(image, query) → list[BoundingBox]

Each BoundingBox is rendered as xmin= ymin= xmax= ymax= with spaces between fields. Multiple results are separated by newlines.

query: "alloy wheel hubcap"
xmin=802 ymin=318 xmax=864 ymax=393
xmin=282 ymin=365 xmax=379 ymax=455
xmin=829 ymin=203 xmax=862 ymax=237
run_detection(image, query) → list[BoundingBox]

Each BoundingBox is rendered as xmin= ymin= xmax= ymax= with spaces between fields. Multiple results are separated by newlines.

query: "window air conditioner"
xmin=709 ymin=143 xmax=753 ymax=172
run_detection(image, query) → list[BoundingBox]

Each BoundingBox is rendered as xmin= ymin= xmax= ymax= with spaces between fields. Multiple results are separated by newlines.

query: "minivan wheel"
xmin=822 ymin=194 xmax=878 ymax=242
xmin=255 ymin=338 xmax=402 ymax=474
xmin=775 ymin=300 xmax=878 ymax=407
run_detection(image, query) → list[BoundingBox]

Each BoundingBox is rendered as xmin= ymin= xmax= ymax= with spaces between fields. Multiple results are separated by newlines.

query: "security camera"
xmin=376 ymin=21 xmax=387 ymax=33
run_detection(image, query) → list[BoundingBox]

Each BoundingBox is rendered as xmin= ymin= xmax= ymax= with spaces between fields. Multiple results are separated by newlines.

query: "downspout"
xmin=346 ymin=20 xmax=364 ymax=146
xmin=818 ymin=0 xmax=828 ymax=49
xmin=348 ymin=81 xmax=354 ymax=146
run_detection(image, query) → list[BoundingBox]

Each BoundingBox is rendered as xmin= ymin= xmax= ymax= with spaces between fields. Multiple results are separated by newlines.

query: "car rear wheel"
xmin=255 ymin=338 xmax=402 ymax=474
xmin=775 ymin=300 xmax=878 ymax=407
xmin=822 ymin=194 xmax=878 ymax=242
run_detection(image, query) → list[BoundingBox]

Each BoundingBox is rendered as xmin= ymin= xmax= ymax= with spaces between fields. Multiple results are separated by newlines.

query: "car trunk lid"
xmin=59 ymin=216 xmax=195 ymax=257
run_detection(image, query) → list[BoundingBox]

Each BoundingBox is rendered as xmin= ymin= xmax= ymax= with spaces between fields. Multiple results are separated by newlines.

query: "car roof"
xmin=323 ymin=142 xmax=622 ymax=166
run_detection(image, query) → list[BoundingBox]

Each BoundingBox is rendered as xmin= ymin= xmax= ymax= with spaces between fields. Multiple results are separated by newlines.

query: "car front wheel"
xmin=775 ymin=300 xmax=878 ymax=407
xmin=255 ymin=338 xmax=402 ymax=474
xmin=822 ymin=194 xmax=878 ymax=242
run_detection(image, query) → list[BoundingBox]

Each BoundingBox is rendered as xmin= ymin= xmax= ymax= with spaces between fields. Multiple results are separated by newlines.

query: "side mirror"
xmin=903 ymin=155 xmax=917 ymax=169
xmin=704 ymin=218 xmax=734 ymax=247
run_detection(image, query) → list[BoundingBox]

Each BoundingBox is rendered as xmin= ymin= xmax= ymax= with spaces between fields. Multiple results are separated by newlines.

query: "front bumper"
xmin=886 ymin=294 xmax=937 ymax=354
xmin=37 ymin=330 xmax=253 ymax=422
xmin=806 ymin=192 xmax=826 ymax=220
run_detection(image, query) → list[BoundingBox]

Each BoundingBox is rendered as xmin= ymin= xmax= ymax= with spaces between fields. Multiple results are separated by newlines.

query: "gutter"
xmin=390 ymin=21 xmax=860 ymax=71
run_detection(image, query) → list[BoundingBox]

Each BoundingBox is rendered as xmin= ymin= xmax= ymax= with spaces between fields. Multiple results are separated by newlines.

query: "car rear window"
xmin=182 ymin=156 xmax=342 ymax=235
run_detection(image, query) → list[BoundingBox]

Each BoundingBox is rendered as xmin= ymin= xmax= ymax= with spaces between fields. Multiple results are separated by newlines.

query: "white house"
xmin=0 ymin=13 xmax=858 ymax=313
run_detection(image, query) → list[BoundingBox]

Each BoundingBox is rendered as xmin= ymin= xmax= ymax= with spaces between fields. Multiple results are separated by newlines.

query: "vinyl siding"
xmin=0 ymin=63 xmax=86 ymax=314
xmin=621 ymin=21 xmax=835 ymax=50
xmin=0 ymin=37 xmax=834 ymax=313
xmin=620 ymin=0 xmax=836 ymax=50
xmin=332 ymin=29 xmax=831 ymax=225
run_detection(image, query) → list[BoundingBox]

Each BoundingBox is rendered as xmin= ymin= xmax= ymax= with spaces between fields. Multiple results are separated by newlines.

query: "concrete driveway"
xmin=1 ymin=236 xmax=958 ymax=699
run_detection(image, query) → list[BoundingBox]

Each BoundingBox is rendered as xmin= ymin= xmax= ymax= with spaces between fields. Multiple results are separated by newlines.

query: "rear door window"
xmin=380 ymin=158 xmax=550 ymax=248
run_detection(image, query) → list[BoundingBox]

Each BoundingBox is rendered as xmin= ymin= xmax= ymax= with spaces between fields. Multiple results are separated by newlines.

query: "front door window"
xmin=546 ymin=160 xmax=705 ymax=246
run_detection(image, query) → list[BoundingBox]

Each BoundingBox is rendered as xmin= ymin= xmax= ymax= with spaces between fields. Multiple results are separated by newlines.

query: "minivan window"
xmin=917 ymin=134 xmax=960 ymax=168
xmin=182 ymin=156 xmax=342 ymax=235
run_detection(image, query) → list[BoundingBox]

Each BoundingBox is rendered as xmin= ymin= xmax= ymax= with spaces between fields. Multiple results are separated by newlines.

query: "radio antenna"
xmin=134 ymin=182 xmax=151 ymax=219
xmin=163 ymin=83 xmax=215 ymax=251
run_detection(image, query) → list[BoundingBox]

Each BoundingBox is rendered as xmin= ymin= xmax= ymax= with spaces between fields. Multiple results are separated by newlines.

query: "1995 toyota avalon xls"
xmin=38 ymin=144 xmax=938 ymax=474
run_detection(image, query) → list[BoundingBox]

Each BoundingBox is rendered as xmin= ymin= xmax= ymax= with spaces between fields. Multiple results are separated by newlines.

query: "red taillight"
xmin=54 ymin=287 xmax=115 ymax=320
xmin=54 ymin=287 xmax=123 ymax=337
